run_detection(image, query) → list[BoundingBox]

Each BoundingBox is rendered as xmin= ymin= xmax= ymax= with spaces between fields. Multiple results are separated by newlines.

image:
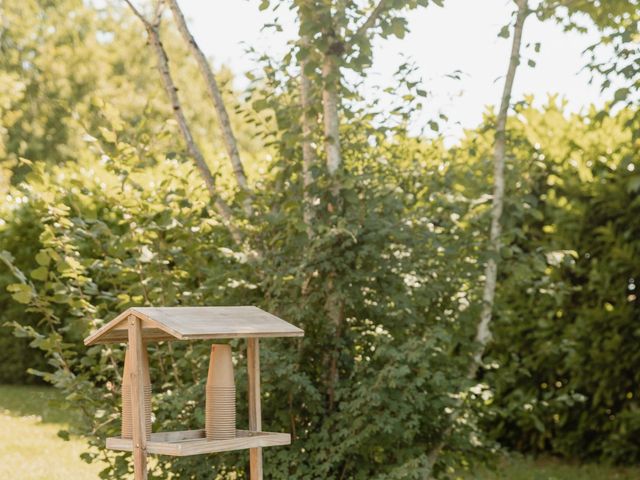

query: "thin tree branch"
xmin=348 ymin=0 xmax=390 ymax=47
xmin=123 ymin=0 xmax=149 ymax=26
xmin=124 ymin=0 xmax=243 ymax=245
xmin=422 ymin=1 xmax=530 ymax=476
xmin=472 ymin=0 xmax=528 ymax=373
xmin=166 ymin=0 xmax=253 ymax=215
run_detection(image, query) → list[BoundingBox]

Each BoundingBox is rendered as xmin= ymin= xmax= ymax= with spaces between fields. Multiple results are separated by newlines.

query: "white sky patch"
xmin=176 ymin=0 xmax=621 ymax=145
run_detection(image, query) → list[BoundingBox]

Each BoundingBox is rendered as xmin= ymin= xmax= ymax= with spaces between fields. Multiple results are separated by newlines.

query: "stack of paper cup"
xmin=205 ymin=344 xmax=236 ymax=440
xmin=121 ymin=346 xmax=152 ymax=439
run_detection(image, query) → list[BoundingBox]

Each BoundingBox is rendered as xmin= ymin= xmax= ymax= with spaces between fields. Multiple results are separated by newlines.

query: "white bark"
xmin=300 ymin=50 xmax=316 ymax=235
xmin=166 ymin=0 xmax=252 ymax=209
xmin=423 ymin=1 xmax=529 ymax=476
xmin=322 ymin=54 xmax=342 ymax=176
xmin=124 ymin=0 xmax=243 ymax=246
xmin=471 ymin=0 xmax=528 ymax=375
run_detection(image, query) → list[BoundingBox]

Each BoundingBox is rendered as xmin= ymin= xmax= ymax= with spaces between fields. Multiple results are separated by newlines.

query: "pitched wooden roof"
xmin=84 ymin=306 xmax=304 ymax=346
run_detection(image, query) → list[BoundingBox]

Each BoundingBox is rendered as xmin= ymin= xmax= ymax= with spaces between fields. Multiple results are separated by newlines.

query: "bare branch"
xmin=123 ymin=0 xmax=150 ymax=26
xmin=349 ymin=0 xmax=390 ymax=46
xmin=152 ymin=0 xmax=165 ymax=25
xmin=166 ymin=0 xmax=252 ymax=213
xmin=124 ymin=0 xmax=243 ymax=245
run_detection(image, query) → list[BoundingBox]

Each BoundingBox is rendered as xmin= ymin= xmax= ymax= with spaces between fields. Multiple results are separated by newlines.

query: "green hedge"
xmin=483 ymin=104 xmax=640 ymax=463
xmin=0 ymin=202 xmax=47 ymax=384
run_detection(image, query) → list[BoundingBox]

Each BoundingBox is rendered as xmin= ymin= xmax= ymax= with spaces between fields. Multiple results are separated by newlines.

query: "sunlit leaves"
xmin=7 ymin=283 xmax=33 ymax=304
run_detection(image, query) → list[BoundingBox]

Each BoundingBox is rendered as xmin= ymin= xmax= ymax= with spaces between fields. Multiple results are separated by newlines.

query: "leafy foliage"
xmin=480 ymin=101 xmax=640 ymax=463
xmin=0 ymin=0 xmax=638 ymax=478
xmin=0 ymin=102 xmax=501 ymax=478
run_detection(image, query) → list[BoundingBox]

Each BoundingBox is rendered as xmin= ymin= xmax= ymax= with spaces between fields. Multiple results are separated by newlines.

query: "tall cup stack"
xmin=121 ymin=346 xmax=152 ymax=439
xmin=205 ymin=344 xmax=236 ymax=440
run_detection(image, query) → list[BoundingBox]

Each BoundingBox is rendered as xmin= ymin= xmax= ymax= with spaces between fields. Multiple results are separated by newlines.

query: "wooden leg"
xmin=129 ymin=315 xmax=148 ymax=480
xmin=247 ymin=338 xmax=263 ymax=480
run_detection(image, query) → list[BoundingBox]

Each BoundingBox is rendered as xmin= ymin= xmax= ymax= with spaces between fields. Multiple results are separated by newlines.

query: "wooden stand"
xmin=86 ymin=306 xmax=303 ymax=480
xmin=123 ymin=320 xmax=266 ymax=480
xmin=248 ymin=338 xmax=263 ymax=480
xmin=128 ymin=315 xmax=149 ymax=480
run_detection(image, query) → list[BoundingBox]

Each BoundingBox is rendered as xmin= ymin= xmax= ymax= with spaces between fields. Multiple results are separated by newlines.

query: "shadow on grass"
xmin=0 ymin=384 xmax=77 ymax=424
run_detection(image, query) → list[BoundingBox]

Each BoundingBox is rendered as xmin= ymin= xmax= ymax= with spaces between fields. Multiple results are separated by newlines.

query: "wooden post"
xmin=247 ymin=338 xmax=263 ymax=480
xmin=129 ymin=315 xmax=149 ymax=480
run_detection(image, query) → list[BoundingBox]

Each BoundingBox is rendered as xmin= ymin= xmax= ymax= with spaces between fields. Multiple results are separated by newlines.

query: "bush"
xmin=1 ymin=106 xmax=495 ymax=478
xmin=0 ymin=200 xmax=47 ymax=383
xmin=483 ymin=103 xmax=640 ymax=463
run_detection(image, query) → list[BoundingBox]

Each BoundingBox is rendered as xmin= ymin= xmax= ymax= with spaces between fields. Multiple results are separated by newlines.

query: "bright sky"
xmin=176 ymin=0 xmax=615 ymax=143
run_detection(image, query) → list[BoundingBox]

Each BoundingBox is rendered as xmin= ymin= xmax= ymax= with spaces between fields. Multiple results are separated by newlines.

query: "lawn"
xmin=473 ymin=455 xmax=640 ymax=480
xmin=0 ymin=384 xmax=103 ymax=480
xmin=0 ymin=384 xmax=638 ymax=479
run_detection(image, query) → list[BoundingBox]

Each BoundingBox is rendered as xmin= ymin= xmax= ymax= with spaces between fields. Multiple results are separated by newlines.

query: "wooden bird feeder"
xmin=84 ymin=306 xmax=304 ymax=480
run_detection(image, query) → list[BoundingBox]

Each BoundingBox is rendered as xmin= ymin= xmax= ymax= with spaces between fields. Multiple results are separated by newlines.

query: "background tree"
xmin=424 ymin=1 xmax=530 ymax=475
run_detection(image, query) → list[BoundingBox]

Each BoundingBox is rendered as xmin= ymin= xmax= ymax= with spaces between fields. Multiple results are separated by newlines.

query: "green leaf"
xmin=498 ymin=25 xmax=510 ymax=39
xmin=30 ymin=266 xmax=49 ymax=281
xmin=627 ymin=175 xmax=640 ymax=193
xmin=532 ymin=415 xmax=546 ymax=433
xmin=613 ymin=88 xmax=629 ymax=103
xmin=391 ymin=18 xmax=407 ymax=39
xmin=99 ymin=126 xmax=116 ymax=143
xmin=35 ymin=250 xmax=50 ymax=266
xmin=7 ymin=283 xmax=33 ymax=304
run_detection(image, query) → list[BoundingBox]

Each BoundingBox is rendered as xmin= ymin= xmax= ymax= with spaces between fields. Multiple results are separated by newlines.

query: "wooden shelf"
xmin=106 ymin=429 xmax=291 ymax=457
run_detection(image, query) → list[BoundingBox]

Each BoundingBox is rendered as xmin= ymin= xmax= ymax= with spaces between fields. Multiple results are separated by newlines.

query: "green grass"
xmin=0 ymin=385 xmax=102 ymax=480
xmin=1 ymin=385 xmax=639 ymax=479
xmin=472 ymin=454 xmax=640 ymax=480
xmin=0 ymin=384 xmax=78 ymax=424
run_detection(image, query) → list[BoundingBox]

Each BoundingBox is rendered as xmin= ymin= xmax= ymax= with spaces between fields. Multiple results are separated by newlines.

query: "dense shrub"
xmin=0 ymin=200 xmax=47 ymax=383
xmin=482 ymin=103 xmax=640 ymax=463
xmin=1 ymin=107 xmax=496 ymax=478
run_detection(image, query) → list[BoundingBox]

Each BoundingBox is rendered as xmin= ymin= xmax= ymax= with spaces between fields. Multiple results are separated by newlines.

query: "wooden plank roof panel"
xmin=84 ymin=306 xmax=304 ymax=345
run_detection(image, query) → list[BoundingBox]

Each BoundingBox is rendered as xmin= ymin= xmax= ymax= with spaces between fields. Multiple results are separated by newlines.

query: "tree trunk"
xmin=423 ymin=1 xmax=529 ymax=476
xmin=123 ymin=0 xmax=244 ymax=246
xmin=167 ymin=0 xmax=252 ymax=214
xmin=470 ymin=0 xmax=528 ymax=376
xmin=300 ymin=46 xmax=316 ymax=236
xmin=322 ymin=54 xmax=341 ymax=176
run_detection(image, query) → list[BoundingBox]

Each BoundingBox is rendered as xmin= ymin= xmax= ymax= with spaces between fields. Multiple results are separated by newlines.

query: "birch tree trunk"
xmin=423 ymin=1 xmax=529 ymax=476
xmin=124 ymin=1 xmax=243 ymax=246
xmin=471 ymin=0 xmax=529 ymax=376
xmin=166 ymin=0 xmax=252 ymax=211
xmin=322 ymin=54 xmax=342 ymax=177
xmin=300 ymin=43 xmax=316 ymax=236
